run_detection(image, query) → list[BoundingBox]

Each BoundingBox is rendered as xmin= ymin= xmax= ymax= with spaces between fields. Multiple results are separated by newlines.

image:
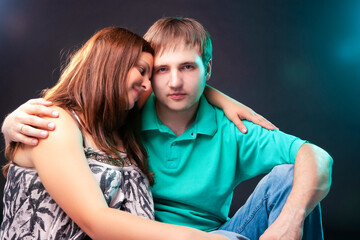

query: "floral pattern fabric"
xmin=0 ymin=148 xmax=154 ymax=240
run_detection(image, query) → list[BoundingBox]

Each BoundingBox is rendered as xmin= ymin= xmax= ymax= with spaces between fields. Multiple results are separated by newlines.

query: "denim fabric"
xmin=211 ymin=230 xmax=249 ymax=240
xmin=214 ymin=164 xmax=324 ymax=240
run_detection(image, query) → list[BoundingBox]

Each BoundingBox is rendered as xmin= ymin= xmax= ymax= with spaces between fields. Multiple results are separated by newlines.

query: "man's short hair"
xmin=144 ymin=17 xmax=212 ymax=64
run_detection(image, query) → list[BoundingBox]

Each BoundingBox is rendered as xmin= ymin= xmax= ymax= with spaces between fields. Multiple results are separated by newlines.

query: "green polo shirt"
xmin=141 ymin=94 xmax=306 ymax=231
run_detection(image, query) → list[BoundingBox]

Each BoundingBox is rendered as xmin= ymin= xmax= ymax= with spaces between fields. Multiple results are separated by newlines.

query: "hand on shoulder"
xmin=1 ymin=98 xmax=58 ymax=146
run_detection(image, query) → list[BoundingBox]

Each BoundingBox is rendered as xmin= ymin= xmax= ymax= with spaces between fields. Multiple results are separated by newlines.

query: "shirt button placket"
xmin=167 ymin=141 xmax=178 ymax=168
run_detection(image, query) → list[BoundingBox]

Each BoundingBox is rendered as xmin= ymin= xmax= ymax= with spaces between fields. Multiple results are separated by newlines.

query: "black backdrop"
xmin=0 ymin=0 xmax=359 ymax=238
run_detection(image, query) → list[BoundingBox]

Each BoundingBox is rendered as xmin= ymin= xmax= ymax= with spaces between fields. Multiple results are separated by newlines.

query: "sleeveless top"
xmin=0 ymin=112 xmax=154 ymax=240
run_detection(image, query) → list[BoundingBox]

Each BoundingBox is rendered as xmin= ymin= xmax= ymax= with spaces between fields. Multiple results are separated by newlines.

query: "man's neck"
xmin=155 ymin=101 xmax=199 ymax=137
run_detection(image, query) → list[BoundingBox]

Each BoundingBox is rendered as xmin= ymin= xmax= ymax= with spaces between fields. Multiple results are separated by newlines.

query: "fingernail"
xmin=31 ymin=139 xmax=38 ymax=145
xmin=242 ymin=128 xmax=247 ymax=133
xmin=52 ymin=111 xmax=59 ymax=117
xmin=48 ymin=122 xmax=55 ymax=130
xmin=40 ymin=131 xmax=48 ymax=138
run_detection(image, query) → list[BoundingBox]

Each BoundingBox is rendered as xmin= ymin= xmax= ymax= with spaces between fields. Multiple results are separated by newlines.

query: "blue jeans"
xmin=212 ymin=164 xmax=324 ymax=240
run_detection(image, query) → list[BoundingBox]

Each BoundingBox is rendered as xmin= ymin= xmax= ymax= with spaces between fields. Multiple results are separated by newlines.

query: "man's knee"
xmin=211 ymin=230 xmax=249 ymax=240
xmin=264 ymin=164 xmax=294 ymax=194
xmin=270 ymin=164 xmax=294 ymax=181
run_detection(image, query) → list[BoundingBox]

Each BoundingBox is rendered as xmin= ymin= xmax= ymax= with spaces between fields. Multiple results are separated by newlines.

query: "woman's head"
xmin=44 ymin=27 xmax=153 ymax=134
xmin=46 ymin=27 xmax=153 ymax=116
xmin=7 ymin=27 xmax=155 ymax=183
xmin=125 ymin=51 xmax=153 ymax=109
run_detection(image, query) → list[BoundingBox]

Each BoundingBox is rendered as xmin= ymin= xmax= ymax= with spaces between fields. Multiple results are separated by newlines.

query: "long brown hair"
xmin=4 ymin=27 xmax=154 ymax=184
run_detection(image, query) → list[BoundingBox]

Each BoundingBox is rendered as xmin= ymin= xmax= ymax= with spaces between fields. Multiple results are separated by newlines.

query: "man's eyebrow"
xmin=180 ymin=61 xmax=197 ymax=65
xmin=154 ymin=61 xmax=197 ymax=67
xmin=153 ymin=64 xmax=168 ymax=69
xmin=153 ymin=61 xmax=198 ymax=69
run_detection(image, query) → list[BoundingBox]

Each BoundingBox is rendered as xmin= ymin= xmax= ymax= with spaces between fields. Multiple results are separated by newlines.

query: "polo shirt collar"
xmin=141 ymin=93 xmax=161 ymax=131
xmin=194 ymin=95 xmax=217 ymax=136
xmin=141 ymin=94 xmax=217 ymax=137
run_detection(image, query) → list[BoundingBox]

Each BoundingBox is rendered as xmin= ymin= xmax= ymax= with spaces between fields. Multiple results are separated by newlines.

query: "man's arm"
xmin=260 ymin=143 xmax=333 ymax=240
xmin=1 ymin=98 xmax=59 ymax=146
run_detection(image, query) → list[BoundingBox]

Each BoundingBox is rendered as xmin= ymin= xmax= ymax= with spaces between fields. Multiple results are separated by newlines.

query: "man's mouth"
xmin=168 ymin=93 xmax=186 ymax=100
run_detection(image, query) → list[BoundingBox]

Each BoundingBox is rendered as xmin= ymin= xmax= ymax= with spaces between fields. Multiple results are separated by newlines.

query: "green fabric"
xmin=141 ymin=94 xmax=306 ymax=231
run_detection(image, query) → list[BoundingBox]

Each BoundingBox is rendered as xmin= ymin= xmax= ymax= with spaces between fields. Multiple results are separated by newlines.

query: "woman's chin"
xmin=127 ymin=101 xmax=135 ymax=110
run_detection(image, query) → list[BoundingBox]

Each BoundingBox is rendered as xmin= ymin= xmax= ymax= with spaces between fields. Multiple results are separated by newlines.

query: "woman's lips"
xmin=133 ymin=88 xmax=142 ymax=100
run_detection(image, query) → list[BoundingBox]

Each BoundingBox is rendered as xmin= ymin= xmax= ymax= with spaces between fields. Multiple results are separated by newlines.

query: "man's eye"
xmin=157 ymin=67 xmax=167 ymax=73
xmin=183 ymin=65 xmax=194 ymax=70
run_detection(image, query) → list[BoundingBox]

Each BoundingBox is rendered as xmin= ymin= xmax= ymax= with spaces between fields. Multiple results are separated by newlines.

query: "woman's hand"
xmin=221 ymin=99 xmax=278 ymax=134
xmin=204 ymin=85 xmax=278 ymax=133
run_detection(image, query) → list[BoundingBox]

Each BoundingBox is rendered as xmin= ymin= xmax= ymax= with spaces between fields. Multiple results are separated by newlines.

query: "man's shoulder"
xmin=211 ymin=105 xmax=258 ymax=131
xmin=211 ymin=106 xmax=282 ymax=143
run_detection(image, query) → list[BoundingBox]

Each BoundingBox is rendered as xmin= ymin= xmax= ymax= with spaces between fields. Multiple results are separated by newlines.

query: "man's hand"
xmin=260 ymin=143 xmax=332 ymax=240
xmin=1 ymin=98 xmax=59 ymax=146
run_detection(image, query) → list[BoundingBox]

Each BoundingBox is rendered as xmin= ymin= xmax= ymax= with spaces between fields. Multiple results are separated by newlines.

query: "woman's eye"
xmin=138 ymin=67 xmax=145 ymax=75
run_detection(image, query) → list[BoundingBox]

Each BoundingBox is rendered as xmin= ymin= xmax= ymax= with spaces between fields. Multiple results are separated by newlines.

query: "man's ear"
xmin=206 ymin=60 xmax=212 ymax=81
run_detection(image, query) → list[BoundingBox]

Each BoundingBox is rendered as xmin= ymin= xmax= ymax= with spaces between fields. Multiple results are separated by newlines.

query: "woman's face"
xmin=125 ymin=52 xmax=153 ymax=109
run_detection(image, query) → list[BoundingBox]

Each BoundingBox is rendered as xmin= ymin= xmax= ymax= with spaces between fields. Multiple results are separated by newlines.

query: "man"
xmin=2 ymin=17 xmax=332 ymax=239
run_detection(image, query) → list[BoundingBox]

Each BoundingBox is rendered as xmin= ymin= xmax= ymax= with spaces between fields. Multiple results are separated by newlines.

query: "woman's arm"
xmin=204 ymin=85 xmax=278 ymax=133
xmin=22 ymin=107 xmax=226 ymax=240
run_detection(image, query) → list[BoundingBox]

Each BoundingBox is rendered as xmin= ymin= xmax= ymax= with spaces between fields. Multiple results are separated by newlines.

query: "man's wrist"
xmin=2 ymin=128 xmax=12 ymax=146
xmin=1 ymin=113 xmax=15 ymax=145
xmin=280 ymin=204 xmax=306 ymax=226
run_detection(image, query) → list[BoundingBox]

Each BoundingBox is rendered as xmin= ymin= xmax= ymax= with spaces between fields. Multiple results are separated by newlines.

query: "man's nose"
xmin=168 ymin=70 xmax=182 ymax=88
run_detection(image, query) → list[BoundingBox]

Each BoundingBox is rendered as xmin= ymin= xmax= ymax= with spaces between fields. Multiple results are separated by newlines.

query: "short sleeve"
xmin=234 ymin=120 xmax=306 ymax=183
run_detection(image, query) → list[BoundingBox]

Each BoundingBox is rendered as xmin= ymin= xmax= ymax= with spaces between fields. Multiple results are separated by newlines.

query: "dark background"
xmin=0 ymin=0 xmax=359 ymax=238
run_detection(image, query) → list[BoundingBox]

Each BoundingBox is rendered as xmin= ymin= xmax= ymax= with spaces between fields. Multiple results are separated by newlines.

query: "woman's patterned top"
xmin=0 ymin=147 xmax=154 ymax=240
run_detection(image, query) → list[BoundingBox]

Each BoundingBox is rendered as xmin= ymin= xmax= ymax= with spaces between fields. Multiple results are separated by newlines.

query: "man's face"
xmin=151 ymin=44 xmax=211 ymax=115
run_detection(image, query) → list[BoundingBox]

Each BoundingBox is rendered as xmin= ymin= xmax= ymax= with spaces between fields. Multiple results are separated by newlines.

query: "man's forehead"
xmin=154 ymin=40 xmax=201 ymax=59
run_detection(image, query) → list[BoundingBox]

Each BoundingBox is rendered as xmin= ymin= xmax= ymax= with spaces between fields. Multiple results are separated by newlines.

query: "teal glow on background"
xmin=0 ymin=0 xmax=359 ymax=238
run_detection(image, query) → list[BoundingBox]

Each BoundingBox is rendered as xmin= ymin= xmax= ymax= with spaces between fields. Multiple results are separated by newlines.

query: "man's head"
xmin=144 ymin=17 xmax=213 ymax=114
xmin=144 ymin=17 xmax=212 ymax=66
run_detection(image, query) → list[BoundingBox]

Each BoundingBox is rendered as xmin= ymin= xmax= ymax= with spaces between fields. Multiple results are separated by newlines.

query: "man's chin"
xmin=156 ymin=98 xmax=198 ymax=113
xmin=166 ymin=102 xmax=198 ymax=113
xmin=158 ymin=103 xmax=187 ymax=112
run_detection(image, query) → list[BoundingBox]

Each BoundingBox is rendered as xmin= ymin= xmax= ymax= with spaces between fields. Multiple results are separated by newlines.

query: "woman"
xmin=0 ymin=27 xmax=229 ymax=240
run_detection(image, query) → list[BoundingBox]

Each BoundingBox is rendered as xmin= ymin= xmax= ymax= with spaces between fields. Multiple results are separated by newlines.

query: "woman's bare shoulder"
xmin=14 ymin=106 xmax=82 ymax=167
